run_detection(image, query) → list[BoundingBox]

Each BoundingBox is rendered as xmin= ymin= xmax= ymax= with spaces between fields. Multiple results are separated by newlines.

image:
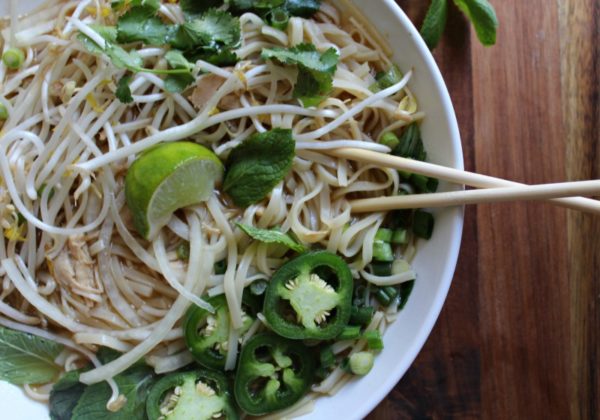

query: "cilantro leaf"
xmin=78 ymin=28 xmax=143 ymax=72
xmin=116 ymin=75 xmax=134 ymax=103
xmin=169 ymin=9 xmax=241 ymax=51
xmin=116 ymin=6 xmax=170 ymax=45
xmin=262 ymin=43 xmax=339 ymax=107
xmin=163 ymin=50 xmax=196 ymax=93
xmin=223 ymin=129 xmax=295 ymax=208
xmin=237 ymin=223 xmax=307 ymax=252
xmin=71 ymin=364 xmax=155 ymax=420
xmin=453 ymin=0 xmax=498 ymax=46
xmin=186 ymin=47 xmax=239 ymax=66
xmin=420 ymin=0 xmax=448 ymax=49
xmin=180 ymin=0 xmax=224 ymax=18
xmin=49 ymin=370 xmax=86 ymax=420
xmin=0 ymin=327 xmax=64 ymax=385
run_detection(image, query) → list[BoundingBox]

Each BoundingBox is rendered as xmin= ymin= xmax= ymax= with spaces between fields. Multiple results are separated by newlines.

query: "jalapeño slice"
xmin=183 ymin=295 xmax=252 ymax=370
xmin=263 ymin=251 xmax=353 ymax=340
xmin=233 ymin=333 xmax=315 ymax=416
xmin=146 ymin=369 xmax=238 ymax=420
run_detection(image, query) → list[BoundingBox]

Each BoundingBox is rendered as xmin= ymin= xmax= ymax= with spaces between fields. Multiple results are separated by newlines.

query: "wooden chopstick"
xmin=326 ymin=148 xmax=600 ymax=214
xmin=350 ymin=180 xmax=600 ymax=213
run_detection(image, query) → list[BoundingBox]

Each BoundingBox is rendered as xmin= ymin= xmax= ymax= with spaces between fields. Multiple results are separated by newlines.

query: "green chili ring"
xmin=183 ymin=295 xmax=252 ymax=370
xmin=146 ymin=369 xmax=238 ymax=420
xmin=234 ymin=333 xmax=315 ymax=416
xmin=263 ymin=251 xmax=353 ymax=340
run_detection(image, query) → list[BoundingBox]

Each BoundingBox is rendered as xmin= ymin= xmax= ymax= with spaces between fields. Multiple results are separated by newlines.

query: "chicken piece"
xmin=51 ymin=235 xmax=103 ymax=306
xmin=188 ymin=74 xmax=225 ymax=112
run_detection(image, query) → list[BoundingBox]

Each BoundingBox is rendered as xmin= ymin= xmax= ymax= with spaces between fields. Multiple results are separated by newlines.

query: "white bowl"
xmin=0 ymin=0 xmax=464 ymax=418
xmin=308 ymin=1 xmax=464 ymax=418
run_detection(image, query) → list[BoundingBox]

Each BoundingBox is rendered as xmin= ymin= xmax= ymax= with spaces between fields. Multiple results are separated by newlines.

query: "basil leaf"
xmin=116 ymin=6 xmax=170 ymax=45
xmin=453 ymin=0 xmax=498 ymax=46
xmin=71 ymin=364 xmax=155 ymax=420
xmin=116 ymin=75 xmax=133 ymax=104
xmin=180 ymin=0 xmax=224 ymax=18
xmin=49 ymin=370 xmax=86 ymax=420
xmin=223 ymin=128 xmax=295 ymax=208
xmin=0 ymin=327 xmax=63 ymax=385
xmin=420 ymin=0 xmax=448 ymax=49
xmin=262 ymin=43 xmax=339 ymax=107
xmin=237 ymin=223 xmax=307 ymax=252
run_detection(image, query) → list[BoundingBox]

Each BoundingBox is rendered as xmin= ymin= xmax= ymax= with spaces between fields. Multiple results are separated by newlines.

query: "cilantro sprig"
xmin=262 ymin=43 xmax=339 ymax=107
xmin=420 ymin=0 xmax=498 ymax=49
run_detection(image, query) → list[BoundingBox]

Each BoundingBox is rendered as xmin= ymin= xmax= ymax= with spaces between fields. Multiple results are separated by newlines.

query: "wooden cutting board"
xmin=369 ymin=1 xmax=599 ymax=418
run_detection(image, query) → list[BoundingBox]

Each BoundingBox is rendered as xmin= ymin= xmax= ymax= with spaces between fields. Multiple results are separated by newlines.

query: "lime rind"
xmin=125 ymin=142 xmax=223 ymax=239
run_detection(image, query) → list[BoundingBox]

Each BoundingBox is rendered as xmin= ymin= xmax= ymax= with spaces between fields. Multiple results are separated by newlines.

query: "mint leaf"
xmin=116 ymin=6 xmax=170 ymax=45
xmin=420 ymin=0 xmax=448 ymax=49
xmin=237 ymin=223 xmax=307 ymax=252
xmin=116 ymin=75 xmax=133 ymax=103
xmin=453 ymin=0 xmax=498 ymax=46
xmin=49 ymin=370 xmax=86 ymax=420
xmin=71 ymin=364 xmax=155 ymax=420
xmin=181 ymin=0 xmax=223 ymax=18
xmin=223 ymin=128 xmax=295 ymax=208
xmin=0 ymin=327 xmax=63 ymax=385
xmin=262 ymin=43 xmax=339 ymax=107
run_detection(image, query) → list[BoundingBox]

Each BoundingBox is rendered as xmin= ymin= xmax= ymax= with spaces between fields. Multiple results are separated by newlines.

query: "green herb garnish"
xmin=237 ymin=223 xmax=307 ymax=252
xmin=223 ymin=128 xmax=295 ymax=207
xmin=421 ymin=0 xmax=498 ymax=49
xmin=116 ymin=75 xmax=134 ymax=104
xmin=262 ymin=43 xmax=339 ymax=107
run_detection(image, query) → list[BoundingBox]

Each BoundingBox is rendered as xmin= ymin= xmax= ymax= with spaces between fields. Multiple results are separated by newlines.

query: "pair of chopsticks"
xmin=324 ymin=148 xmax=600 ymax=214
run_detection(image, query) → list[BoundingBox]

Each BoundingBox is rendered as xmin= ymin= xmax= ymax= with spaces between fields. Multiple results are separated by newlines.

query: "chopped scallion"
xmin=319 ymin=346 xmax=335 ymax=368
xmin=391 ymin=229 xmax=408 ymax=245
xmin=374 ymin=228 xmax=393 ymax=242
xmin=338 ymin=325 xmax=361 ymax=340
xmin=2 ymin=48 xmax=24 ymax=69
xmin=398 ymin=280 xmax=415 ymax=310
xmin=268 ymin=7 xmax=289 ymax=31
xmin=379 ymin=132 xmax=400 ymax=150
xmin=372 ymin=241 xmax=393 ymax=262
xmin=363 ymin=330 xmax=384 ymax=351
xmin=413 ymin=210 xmax=434 ymax=239
xmin=214 ymin=259 xmax=227 ymax=275
xmin=369 ymin=261 xmax=392 ymax=276
xmin=348 ymin=351 xmax=374 ymax=375
xmin=350 ymin=305 xmax=374 ymax=326
xmin=0 ymin=103 xmax=7 ymax=120
xmin=375 ymin=286 xmax=398 ymax=307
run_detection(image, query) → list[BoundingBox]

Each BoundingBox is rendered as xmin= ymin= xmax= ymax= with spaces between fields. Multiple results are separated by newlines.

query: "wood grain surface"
xmin=368 ymin=1 xmax=599 ymax=419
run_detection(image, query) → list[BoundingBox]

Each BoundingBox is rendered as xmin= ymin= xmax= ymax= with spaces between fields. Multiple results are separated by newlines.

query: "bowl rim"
xmin=351 ymin=0 xmax=465 ymax=417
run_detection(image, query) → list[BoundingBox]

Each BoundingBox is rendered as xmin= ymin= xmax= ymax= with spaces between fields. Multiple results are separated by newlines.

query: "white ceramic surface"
xmin=0 ymin=0 xmax=464 ymax=419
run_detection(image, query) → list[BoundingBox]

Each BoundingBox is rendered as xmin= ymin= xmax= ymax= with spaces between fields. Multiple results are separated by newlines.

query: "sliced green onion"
xmin=363 ymin=330 xmax=384 ymax=351
xmin=214 ymin=259 xmax=227 ymax=275
xmin=374 ymin=228 xmax=393 ymax=242
xmin=391 ymin=259 xmax=412 ymax=275
xmin=398 ymin=280 xmax=415 ymax=310
xmin=250 ymin=279 xmax=268 ymax=296
xmin=375 ymin=286 xmax=398 ymax=307
xmin=176 ymin=241 xmax=190 ymax=261
xmin=369 ymin=261 xmax=392 ymax=276
xmin=338 ymin=325 xmax=361 ymax=340
xmin=379 ymin=132 xmax=400 ymax=150
xmin=413 ymin=210 xmax=435 ymax=239
xmin=350 ymin=306 xmax=374 ymax=326
xmin=372 ymin=241 xmax=393 ymax=262
xmin=0 ymin=103 xmax=7 ymax=120
xmin=398 ymin=170 xmax=412 ymax=180
xmin=319 ymin=346 xmax=335 ymax=369
xmin=348 ymin=351 xmax=374 ymax=375
xmin=391 ymin=229 xmax=408 ymax=245
xmin=2 ymin=48 xmax=24 ymax=70
xmin=268 ymin=7 xmax=289 ymax=31
xmin=411 ymin=174 xmax=439 ymax=193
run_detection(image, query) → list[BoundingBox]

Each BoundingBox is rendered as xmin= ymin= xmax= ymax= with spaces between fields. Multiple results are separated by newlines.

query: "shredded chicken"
xmin=51 ymin=235 xmax=103 ymax=306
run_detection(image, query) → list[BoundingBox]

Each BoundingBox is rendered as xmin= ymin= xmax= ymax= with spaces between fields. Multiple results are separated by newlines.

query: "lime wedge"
xmin=125 ymin=142 xmax=223 ymax=240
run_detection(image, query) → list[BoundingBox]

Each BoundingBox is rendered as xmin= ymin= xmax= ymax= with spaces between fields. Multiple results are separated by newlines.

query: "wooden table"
xmin=369 ymin=1 xmax=599 ymax=418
